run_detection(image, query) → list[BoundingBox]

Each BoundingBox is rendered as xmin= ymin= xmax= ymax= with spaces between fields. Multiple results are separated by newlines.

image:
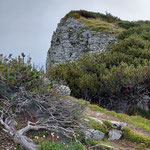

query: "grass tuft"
xmin=124 ymin=127 xmax=150 ymax=148
xmin=38 ymin=141 xmax=86 ymax=150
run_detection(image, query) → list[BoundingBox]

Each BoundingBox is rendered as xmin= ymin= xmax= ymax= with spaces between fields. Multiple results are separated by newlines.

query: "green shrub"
xmin=50 ymin=49 xmax=150 ymax=101
xmin=0 ymin=54 xmax=44 ymax=92
xmin=132 ymin=108 xmax=150 ymax=120
xmin=117 ymin=20 xmax=150 ymax=29
xmin=117 ymin=21 xmax=141 ymax=29
xmin=118 ymin=25 xmax=150 ymax=40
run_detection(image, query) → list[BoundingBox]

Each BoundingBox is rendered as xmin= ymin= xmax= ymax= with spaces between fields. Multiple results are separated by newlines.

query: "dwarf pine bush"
xmin=0 ymin=53 xmax=43 ymax=91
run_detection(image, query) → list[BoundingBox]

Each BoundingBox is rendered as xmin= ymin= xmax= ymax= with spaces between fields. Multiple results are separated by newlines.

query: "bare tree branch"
xmin=0 ymin=88 xmax=85 ymax=150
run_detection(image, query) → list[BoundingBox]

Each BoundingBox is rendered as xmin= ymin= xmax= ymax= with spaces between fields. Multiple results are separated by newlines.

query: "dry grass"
xmin=77 ymin=17 xmax=124 ymax=35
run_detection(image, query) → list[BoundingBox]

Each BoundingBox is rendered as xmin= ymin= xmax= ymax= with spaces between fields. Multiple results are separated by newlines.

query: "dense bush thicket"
xmin=118 ymin=25 xmax=150 ymax=40
xmin=49 ymin=19 xmax=150 ymax=110
xmin=50 ymin=50 xmax=150 ymax=100
xmin=117 ymin=20 xmax=150 ymax=29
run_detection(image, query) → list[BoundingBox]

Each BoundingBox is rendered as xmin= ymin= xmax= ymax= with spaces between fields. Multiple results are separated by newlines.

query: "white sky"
xmin=0 ymin=0 xmax=150 ymax=68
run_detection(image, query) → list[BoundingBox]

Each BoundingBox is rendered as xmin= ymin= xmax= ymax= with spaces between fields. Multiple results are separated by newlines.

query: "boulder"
xmin=137 ymin=95 xmax=150 ymax=112
xmin=83 ymin=129 xmax=105 ymax=140
xmin=108 ymin=129 xmax=122 ymax=140
xmin=56 ymin=84 xmax=71 ymax=96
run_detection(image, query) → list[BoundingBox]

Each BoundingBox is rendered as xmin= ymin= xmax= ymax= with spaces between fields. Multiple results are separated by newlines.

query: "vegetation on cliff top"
xmin=65 ymin=10 xmax=150 ymax=28
xmin=64 ymin=10 xmax=120 ymax=23
xmin=78 ymin=17 xmax=124 ymax=35
xmin=64 ymin=10 xmax=150 ymax=35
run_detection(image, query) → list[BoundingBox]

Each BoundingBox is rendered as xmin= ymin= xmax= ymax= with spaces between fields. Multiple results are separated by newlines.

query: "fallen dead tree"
xmin=0 ymin=88 xmax=85 ymax=150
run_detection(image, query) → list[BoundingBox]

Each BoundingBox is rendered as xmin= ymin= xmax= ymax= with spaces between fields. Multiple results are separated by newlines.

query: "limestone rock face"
xmin=46 ymin=17 xmax=117 ymax=71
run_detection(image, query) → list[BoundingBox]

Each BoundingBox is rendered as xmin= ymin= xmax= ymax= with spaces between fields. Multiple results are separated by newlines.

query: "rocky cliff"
xmin=46 ymin=16 xmax=118 ymax=70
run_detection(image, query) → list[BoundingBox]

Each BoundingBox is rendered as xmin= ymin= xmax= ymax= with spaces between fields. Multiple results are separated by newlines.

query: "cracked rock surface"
xmin=46 ymin=17 xmax=117 ymax=70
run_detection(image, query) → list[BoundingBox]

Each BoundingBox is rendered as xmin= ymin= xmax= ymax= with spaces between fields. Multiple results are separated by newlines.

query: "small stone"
xmin=108 ymin=129 xmax=122 ymax=140
xmin=99 ymin=143 xmax=119 ymax=150
xmin=88 ymin=116 xmax=103 ymax=124
xmin=110 ymin=121 xmax=127 ymax=130
xmin=82 ymin=118 xmax=89 ymax=122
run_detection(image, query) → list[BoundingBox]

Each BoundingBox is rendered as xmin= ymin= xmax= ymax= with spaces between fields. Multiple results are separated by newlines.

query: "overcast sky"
xmin=0 ymin=0 xmax=150 ymax=68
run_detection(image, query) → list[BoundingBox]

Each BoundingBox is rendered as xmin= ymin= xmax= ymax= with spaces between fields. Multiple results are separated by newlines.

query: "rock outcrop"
xmin=46 ymin=17 xmax=117 ymax=71
xmin=82 ymin=116 xmax=127 ymax=141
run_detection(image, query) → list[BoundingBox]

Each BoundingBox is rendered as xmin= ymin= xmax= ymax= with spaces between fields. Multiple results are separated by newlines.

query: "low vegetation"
xmin=64 ymin=10 xmax=120 ymax=23
xmin=73 ymin=96 xmax=150 ymax=149
xmin=124 ymin=127 xmax=150 ymax=148
xmin=64 ymin=10 xmax=150 ymax=30
xmin=38 ymin=141 xmax=86 ymax=150
xmin=86 ymin=117 xmax=109 ymax=134
xmin=88 ymin=104 xmax=150 ymax=133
